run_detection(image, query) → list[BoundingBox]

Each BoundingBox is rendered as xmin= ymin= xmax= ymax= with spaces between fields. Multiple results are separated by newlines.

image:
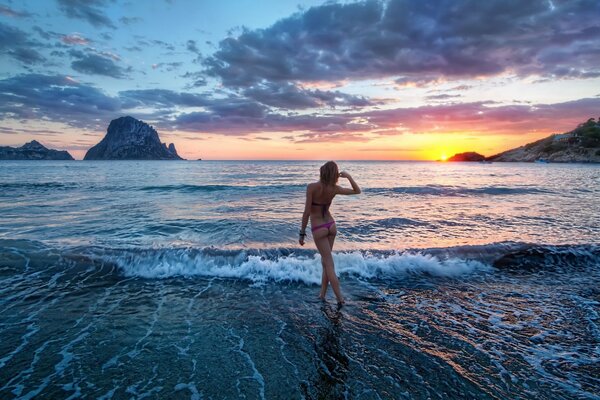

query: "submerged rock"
xmin=84 ymin=116 xmax=184 ymax=160
xmin=0 ymin=140 xmax=74 ymax=160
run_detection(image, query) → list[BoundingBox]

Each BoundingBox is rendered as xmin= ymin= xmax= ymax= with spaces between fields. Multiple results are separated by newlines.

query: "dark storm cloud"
xmin=69 ymin=50 xmax=129 ymax=78
xmin=57 ymin=0 xmax=115 ymax=29
xmin=204 ymin=0 xmax=600 ymax=87
xmin=242 ymin=82 xmax=376 ymax=109
xmin=0 ymin=22 xmax=45 ymax=64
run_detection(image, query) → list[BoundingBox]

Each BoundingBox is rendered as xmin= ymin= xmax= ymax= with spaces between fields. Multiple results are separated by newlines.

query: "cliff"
xmin=488 ymin=119 xmax=600 ymax=163
xmin=84 ymin=116 xmax=183 ymax=160
xmin=0 ymin=140 xmax=74 ymax=160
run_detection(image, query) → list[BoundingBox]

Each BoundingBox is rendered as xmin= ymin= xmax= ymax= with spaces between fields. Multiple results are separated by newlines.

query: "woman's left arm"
xmin=336 ymin=171 xmax=361 ymax=195
xmin=299 ymin=185 xmax=312 ymax=246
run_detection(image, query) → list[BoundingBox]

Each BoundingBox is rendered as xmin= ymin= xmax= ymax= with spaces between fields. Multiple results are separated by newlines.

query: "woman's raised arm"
xmin=336 ymin=171 xmax=361 ymax=195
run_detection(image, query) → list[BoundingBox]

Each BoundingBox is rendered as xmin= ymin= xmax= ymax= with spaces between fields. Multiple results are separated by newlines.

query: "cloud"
xmin=0 ymin=5 xmax=34 ymax=18
xmin=425 ymin=93 xmax=463 ymax=101
xmin=204 ymin=0 xmax=600 ymax=87
xmin=119 ymin=89 xmax=210 ymax=109
xmin=2 ymin=74 xmax=599 ymax=145
xmin=124 ymin=45 xmax=143 ymax=52
xmin=57 ymin=0 xmax=115 ymax=29
xmin=0 ymin=74 xmax=121 ymax=130
xmin=69 ymin=50 xmax=129 ymax=78
xmin=242 ymin=82 xmax=376 ymax=109
xmin=151 ymin=62 xmax=183 ymax=72
xmin=186 ymin=39 xmax=200 ymax=54
xmin=119 ymin=16 xmax=142 ymax=25
xmin=0 ymin=22 xmax=45 ymax=64
xmin=170 ymin=96 xmax=600 ymax=138
xmin=151 ymin=39 xmax=175 ymax=51
xmin=181 ymin=71 xmax=207 ymax=88
xmin=61 ymin=33 xmax=90 ymax=45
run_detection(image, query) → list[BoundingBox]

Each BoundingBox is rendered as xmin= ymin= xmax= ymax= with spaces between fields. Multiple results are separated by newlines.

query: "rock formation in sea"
xmin=487 ymin=118 xmax=600 ymax=163
xmin=0 ymin=140 xmax=74 ymax=160
xmin=84 ymin=116 xmax=184 ymax=160
xmin=447 ymin=152 xmax=486 ymax=162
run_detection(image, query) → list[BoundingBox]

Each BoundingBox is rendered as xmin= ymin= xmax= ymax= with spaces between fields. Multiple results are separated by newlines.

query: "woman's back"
xmin=310 ymin=182 xmax=336 ymax=219
xmin=311 ymin=182 xmax=336 ymax=204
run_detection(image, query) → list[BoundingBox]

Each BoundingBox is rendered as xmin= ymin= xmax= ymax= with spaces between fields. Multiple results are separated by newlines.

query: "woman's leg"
xmin=319 ymin=268 xmax=328 ymax=299
xmin=314 ymin=229 xmax=344 ymax=304
xmin=328 ymin=224 xmax=337 ymax=250
xmin=314 ymin=228 xmax=330 ymax=299
xmin=321 ymin=225 xmax=337 ymax=299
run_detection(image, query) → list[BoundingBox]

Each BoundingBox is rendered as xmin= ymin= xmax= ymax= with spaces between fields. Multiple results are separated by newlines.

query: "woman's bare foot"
xmin=318 ymin=295 xmax=326 ymax=301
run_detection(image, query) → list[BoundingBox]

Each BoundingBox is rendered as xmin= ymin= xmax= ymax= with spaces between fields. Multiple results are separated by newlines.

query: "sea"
xmin=0 ymin=160 xmax=598 ymax=399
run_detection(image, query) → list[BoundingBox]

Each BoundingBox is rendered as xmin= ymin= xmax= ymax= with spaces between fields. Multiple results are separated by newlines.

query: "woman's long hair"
xmin=320 ymin=161 xmax=339 ymax=186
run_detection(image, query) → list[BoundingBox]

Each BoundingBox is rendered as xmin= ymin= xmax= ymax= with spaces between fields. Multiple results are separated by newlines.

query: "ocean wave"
xmin=0 ymin=182 xmax=77 ymax=190
xmin=79 ymin=242 xmax=600 ymax=282
xmin=366 ymin=185 xmax=552 ymax=196
xmin=87 ymin=247 xmax=490 ymax=283
xmin=139 ymin=183 xmax=305 ymax=193
xmin=2 ymin=240 xmax=598 ymax=284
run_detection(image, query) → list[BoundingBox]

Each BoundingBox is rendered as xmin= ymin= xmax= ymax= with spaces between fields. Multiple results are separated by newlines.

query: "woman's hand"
xmin=299 ymin=237 xmax=305 ymax=246
xmin=339 ymin=171 xmax=350 ymax=179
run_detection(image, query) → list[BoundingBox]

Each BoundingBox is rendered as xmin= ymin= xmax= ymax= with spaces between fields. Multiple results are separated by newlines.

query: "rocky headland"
xmin=84 ymin=116 xmax=183 ymax=160
xmin=447 ymin=118 xmax=600 ymax=163
xmin=0 ymin=140 xmax=74 ymax=160
xmin=487 ymin=118 xmax=600 ymax=163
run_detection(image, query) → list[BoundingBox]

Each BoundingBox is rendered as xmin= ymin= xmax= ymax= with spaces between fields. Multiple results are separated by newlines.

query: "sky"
xmin=1 ymin=0 xmax=599 ymax=160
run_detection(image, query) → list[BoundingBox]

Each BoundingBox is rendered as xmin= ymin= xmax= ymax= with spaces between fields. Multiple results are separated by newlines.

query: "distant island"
xmin=0 ymin=140 xmax=74 ymax=160
xmin=447 ymin=118 xmax=600 ymax=163
xmin=84 ymin=116 xmax=184 ymax=160
xmin=447 ymin=152 xmax=486 ymax=162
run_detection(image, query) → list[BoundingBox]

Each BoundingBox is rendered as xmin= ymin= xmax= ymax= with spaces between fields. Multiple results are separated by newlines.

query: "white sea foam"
xmin=98 ymin=248 xmax=491 ymax=283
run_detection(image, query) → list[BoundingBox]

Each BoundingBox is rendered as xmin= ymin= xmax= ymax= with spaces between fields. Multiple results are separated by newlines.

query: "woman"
xmin=299 ymin=161 xmax=361 ymax=305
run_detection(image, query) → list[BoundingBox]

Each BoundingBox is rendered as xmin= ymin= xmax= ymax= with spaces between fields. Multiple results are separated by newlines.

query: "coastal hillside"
xmin=0 ymin=140 xmax=74 ymax=160
xmin=488 ymin=118 xmax=600 ymax=162
xmin=84 ymin=116 xmax=183 ymax=160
